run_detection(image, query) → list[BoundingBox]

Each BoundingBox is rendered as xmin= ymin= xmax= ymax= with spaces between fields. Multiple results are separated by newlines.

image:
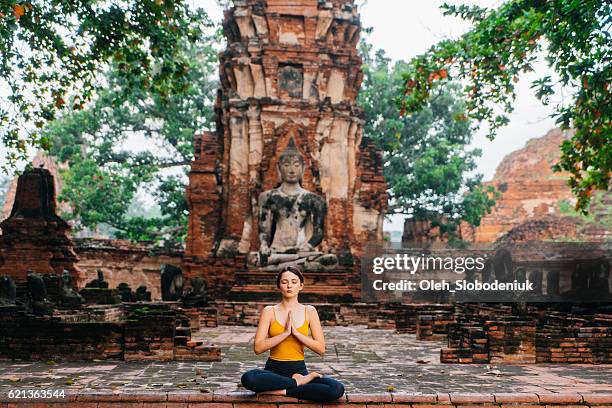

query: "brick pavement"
xmin=0 ymin=325 xmax=610 ymax=406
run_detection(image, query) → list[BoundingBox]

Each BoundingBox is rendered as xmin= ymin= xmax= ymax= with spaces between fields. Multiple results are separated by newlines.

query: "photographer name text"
xmin=372 ymin=279 xmax=534 ymax=292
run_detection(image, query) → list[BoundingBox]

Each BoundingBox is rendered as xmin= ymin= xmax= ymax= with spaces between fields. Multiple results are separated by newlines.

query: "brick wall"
xmin=74 ymin=238 xmax=182 ymax=299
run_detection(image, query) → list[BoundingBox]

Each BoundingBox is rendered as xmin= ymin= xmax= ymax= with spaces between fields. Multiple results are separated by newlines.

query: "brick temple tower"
xmin=184 ymin=0 xmax=387 ymax=301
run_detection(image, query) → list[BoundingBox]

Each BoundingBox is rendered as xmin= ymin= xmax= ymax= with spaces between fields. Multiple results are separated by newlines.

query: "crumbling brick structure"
xmin=0 ymin=167 xmax=81 ymax=285
xmin=441 ymin=303 xmax=612 ymax=364
xmin=184 ymin=0 xmax=387 ymax=301
xmin=459 ymin=128 xmax=612 ymax=243
xmin=0 ymin=151 xmax=70 ymax=222
xmin=0 ymin=302 xmax=221 ymax=361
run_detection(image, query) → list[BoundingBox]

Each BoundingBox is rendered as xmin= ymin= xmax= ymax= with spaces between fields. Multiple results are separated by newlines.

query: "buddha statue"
xmin=251 ymin=138 xmax=338 ymax=271
xmin=59 ymin=269 xmax=83 ymax=307
xmin=27 ymin=272 xmax=54 ymax=316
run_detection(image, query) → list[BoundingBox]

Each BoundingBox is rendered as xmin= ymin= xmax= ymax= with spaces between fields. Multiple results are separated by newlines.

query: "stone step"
xmin=23 ymin=391 xmax=612 ymax=406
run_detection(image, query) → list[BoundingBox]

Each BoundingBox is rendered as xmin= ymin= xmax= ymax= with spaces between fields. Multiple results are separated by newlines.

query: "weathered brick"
xmin=538 ymin=394 xmax=582 ymax=404
xmin=500 ymin=405 xmax=542 ymax=408
xmin=189 ymin=403 xmax=232 ymax=408
xmin=435 ymin=394 xmax=452 ymax=403
xmin=494 ymin=393 xmax=539 ymax=403
xmin=7 ymin=404 xmax=96 ymax=408
xmin=392 ymin=394 xmax=437 ymax=403
xmin=279 ymin=403 xmax=322 ymax=408
xmin=233 ymin=402 xmax=278 ymax=408
xmin=346 ymin=393 xmax=392 ymax=403
xmin=579 ymin=394 xmax=612 ymax=404
xmin=453 ymin=405 xmax=499 ymax=408
xmin=166 ymin=403 xmax=191 ymax=408
xmin=98 ymin=402 xmax=145 ymax=408
xmin=213 ymin=392 xmax=257 ymax=402
xmin=253 ymin=395 xmax=297 ymax=403
xmin=450 ymin=393 xmax=495 ymax=404
xmin=321 ymin=404 xmax=365 ymax=408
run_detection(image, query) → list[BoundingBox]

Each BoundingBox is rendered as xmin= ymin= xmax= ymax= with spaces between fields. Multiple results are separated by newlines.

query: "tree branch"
xmin=147 ymin=225 xmax=184 ymax=237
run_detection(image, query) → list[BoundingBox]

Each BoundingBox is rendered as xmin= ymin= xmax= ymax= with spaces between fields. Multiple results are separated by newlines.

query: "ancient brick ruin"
xmin=0 ymin=168 xmax=220 ymax=362
xmin=0 ymin=150 xmax=70 ymax=222
xmin=441 ymin=303 xmax=612 ymax=364
xmin=460 ymin=128 xmax=612 ymax=244
xmin=75 ymin=238 xmax=183 ymax=300
xmin=403 ymin=128 xmax=612 ymax=246
xmin=0 ymin=302 xmax=220 ymax=361
xmin=0 ymin=167 xmax=81 ymax=284
xmin=0 ymin=2 xmax=610 ymax=369
xmin=184 ymin=0 xmax=387 ymax=301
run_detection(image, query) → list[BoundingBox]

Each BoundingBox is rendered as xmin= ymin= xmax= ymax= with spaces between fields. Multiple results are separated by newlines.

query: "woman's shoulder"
xmin=260 ymin=305 xmax=278 ymax=325
xmin=304 ymin=304 xmax=318 ymax=316
xmin=263 ymin=304 xmax=278 ymax=312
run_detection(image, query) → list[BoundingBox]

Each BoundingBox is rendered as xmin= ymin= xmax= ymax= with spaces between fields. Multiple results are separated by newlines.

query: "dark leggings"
xmin=241 ymin=359 xmax=345 ymax=403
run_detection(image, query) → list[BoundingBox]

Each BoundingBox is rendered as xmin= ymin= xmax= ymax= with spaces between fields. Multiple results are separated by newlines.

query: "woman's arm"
xmin=291 ymin=305 xmax=325 ymax=356
xmin=253 ymin=306 xmax=292 ymax=355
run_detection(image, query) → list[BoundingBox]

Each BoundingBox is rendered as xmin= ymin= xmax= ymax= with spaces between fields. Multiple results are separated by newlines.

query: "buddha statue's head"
xmin=277 ymin=138 xmax=304 ymax=185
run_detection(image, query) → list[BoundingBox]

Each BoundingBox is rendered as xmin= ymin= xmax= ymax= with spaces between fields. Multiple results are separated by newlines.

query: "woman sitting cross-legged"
xmin=240 ymin=265 xmax=345 ymax=403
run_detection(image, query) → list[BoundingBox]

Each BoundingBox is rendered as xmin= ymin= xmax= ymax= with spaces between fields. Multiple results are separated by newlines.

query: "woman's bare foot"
xmin=292 ymin=372 xmax=322 ymax=386
xmin=257 ymin=389 xmax=286 ymax=396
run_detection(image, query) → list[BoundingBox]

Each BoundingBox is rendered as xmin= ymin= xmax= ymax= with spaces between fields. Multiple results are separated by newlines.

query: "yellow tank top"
xmin=268 ymin=305 xmax=310 ymax=361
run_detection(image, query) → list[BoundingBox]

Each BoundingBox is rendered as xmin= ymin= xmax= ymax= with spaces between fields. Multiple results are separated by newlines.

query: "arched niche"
xmin=259 ymin=121 xmax=322 ymax=195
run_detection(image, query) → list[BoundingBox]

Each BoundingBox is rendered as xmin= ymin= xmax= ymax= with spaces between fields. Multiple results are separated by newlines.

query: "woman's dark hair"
xmin=276 ymin=265 xmax=305 ymax=288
